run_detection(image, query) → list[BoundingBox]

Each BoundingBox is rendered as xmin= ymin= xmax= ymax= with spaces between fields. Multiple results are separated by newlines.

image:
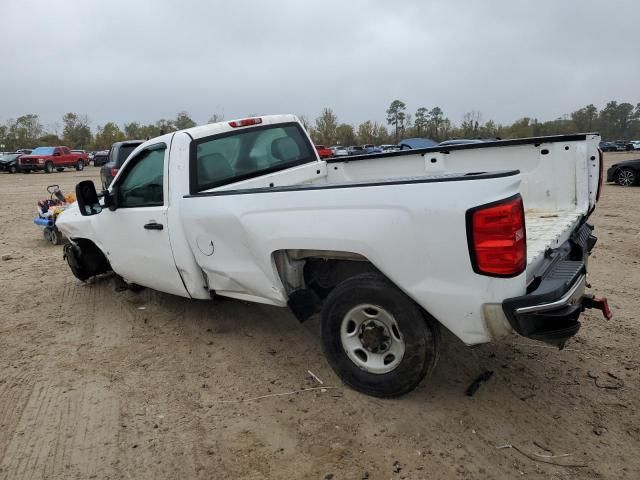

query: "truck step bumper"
xmin=502 ymin=222 xmax=609 ymax=348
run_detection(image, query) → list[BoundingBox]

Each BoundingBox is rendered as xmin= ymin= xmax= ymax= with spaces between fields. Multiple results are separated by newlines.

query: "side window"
xmin=62 ymin=147 xmax=70 ymax=154
xmin=117 ymin=147 xmax=166 ymax=208
xmin=54 ymin=148 xmax=62 ymax=156
xmin=193 ymin=124 xmax=313 ymax=192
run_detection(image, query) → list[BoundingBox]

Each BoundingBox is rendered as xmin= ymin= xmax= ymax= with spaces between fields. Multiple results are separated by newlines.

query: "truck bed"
xmin=525 ymin=209 xmax=582 ymax=272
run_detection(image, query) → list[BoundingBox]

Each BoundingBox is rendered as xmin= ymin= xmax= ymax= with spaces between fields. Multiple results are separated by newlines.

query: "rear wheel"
xmin=44 ymin=161 xmax=54 ymax=174
xmin=45 ymin=227 xmax=62 ymax=245
xmin=9 ymin=165 xmax=17 ymax=174
xmin=615 ymin=167 xmax=636 ymax=186
xmin=75 ymin=160 xmax=84 ymax=171
xmin=321 ymin=273 xmax=440 ymax=397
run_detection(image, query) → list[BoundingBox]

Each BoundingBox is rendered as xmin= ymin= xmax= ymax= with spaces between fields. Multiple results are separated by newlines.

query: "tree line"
xmin=1 ymin=100 xmax=639 ymax=152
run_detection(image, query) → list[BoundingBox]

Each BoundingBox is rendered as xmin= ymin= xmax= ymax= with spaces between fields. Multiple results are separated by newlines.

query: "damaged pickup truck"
xmin=57 ymin=114 xmax=611 ymax=397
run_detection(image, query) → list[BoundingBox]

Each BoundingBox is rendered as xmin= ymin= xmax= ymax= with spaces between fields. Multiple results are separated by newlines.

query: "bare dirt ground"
xmin=0 ymin=153 xmax=639 ymax=480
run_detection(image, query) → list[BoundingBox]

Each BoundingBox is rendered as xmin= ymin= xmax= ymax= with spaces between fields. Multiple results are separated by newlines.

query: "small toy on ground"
xmin=34 ymin=185 xmax=75 ymax=245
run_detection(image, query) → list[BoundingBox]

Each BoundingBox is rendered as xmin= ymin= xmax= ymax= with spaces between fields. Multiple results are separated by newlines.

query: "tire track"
xmin=0 ymin=375 xmax=35 ymax=466
xmin=0 ymin=378 xmax=119 ymax=480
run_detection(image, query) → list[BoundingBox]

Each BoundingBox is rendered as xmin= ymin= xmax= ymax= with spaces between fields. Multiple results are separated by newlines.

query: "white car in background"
xmin=331 ymin=145 xmax=349 ymax=156
xmin=379 ymin=144 xmax=399 ymax=152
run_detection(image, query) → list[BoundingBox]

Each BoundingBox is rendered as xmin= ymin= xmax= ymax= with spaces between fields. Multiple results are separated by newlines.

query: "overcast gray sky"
xmin=1 ymin=0 xmax=638 ymax=130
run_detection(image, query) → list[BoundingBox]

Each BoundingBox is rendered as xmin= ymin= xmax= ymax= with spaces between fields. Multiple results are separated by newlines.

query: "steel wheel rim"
xmin=618 ymin=170 xmax=634 ymax=186
xmin=340 ymin=304 xmax=405 ymax=374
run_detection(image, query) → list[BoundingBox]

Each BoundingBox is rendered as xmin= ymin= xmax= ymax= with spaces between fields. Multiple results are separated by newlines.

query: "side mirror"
xmin=76 ymin=180 xmax=102 ymax=216
xmin=101 ymin=187 xmax=119 ymax=211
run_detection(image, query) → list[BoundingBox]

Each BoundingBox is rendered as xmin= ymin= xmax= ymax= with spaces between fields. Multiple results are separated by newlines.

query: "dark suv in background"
xmin=100 ymin=140 xmax=144 ymax=189
xmin=92 ymin=150 xmax=109 ymax=166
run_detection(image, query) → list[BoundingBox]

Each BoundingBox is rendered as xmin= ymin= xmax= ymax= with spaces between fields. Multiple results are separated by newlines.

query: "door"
xmin=95 ymin=143 xmax=189 ymax=297
xmin=61 ymin=147 xmax=73 ymax=166
xmin=53 ymin=147 xmax=63 ymax=166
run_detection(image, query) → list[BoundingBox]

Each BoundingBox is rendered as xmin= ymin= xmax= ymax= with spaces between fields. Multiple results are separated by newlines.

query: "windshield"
xmin=31 ymin=147 xmax=54 ymax=155
xmin=193 ymin=123 xmax=314 ymax=192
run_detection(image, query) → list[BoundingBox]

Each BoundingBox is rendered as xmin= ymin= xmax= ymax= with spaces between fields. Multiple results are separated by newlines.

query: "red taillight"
xmin=467 ymin=195 xmax=526 ymax=277
xmin=228 ymin=117 xmax=263 ymax=128
xmin=596 ymin=148 xmax=604 ymax=202
xmin=111 ymin=168 xmax=119 ymax=178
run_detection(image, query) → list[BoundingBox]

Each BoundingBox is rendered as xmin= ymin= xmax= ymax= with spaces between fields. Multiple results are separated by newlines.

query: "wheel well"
xmin=71 ymin=238 xmax=111 ymax=277
xmin=274 ymin=250 xmax=442 ymax=329
xmin=273 ymin=249 xmax=381 ymax=300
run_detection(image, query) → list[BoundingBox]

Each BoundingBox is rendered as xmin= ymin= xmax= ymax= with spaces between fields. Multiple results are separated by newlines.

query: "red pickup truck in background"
xmin=19 ymin=146 xmax=87 ymax=173
xmin=314 ymin=145 xmax=334 ymax=159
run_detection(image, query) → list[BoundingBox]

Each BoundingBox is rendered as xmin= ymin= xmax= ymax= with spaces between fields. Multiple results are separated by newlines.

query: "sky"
xmin=1 ymin=0 xmax=638 ymax=130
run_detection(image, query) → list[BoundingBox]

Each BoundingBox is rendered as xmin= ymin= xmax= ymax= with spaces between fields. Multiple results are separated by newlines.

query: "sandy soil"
xmin=0 ymin=153 xmax=639 ymax=480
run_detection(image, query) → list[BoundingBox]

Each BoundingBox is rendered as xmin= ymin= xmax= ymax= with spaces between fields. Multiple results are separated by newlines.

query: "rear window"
xmin=116 ymin=144 xmax=140 ymax=167
xmin=191 ymin=123 xmax=314 ymax=193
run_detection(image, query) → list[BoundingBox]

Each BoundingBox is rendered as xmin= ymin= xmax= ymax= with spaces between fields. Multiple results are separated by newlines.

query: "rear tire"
xmin=50 ymin=228 xmax=61 ymax=245
xmin=321 ymin=273 xmax=440 ymax=397
xmin=75 ymin=160 xmax=84 ymax=171
xmin=615 ymin=167 xmax=636 ymax=186
xmin=9 ymin=165 xmax=17 ymax=174
xmin=44 ymin=162 xmax=54 ymax=174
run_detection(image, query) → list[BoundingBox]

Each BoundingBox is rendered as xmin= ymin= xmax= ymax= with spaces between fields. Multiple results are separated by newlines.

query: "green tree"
xmin=94 ymin=122 xmax=125 ymax=150
xmin=461 ymin=111 xmax=482 ymax=138
xmin=357 ymin=120 xmax=376 ymax=145
xmin=414 ymin=107 xmax=428 ymax=136
xmin=298 ymin=115 xmax=311 ymax=132
xmin=0 ymin=125 xmax=7 ymax=150
xmin=155 ymin=119 xmax=176 ymax=135
xmin=174 ymin=111 xmax=197 ymax=130
xmin=124 ymin=122 xmax=143 ymax=139
xmin=427 ymin=107 xmax=445 ymax=140
xmin=570 ymin=104 xmax=598 ymax=132
xmin=373 ymin=123 xmax=390 ymax=145
xmin=312 ymin=108 xmax=338 ymax=145
xmin=386 ymin=100 xmax=406 ymax=142
xmin=6 ymin=114 xmax=44 ymax=149
xmin=38 ymin=133 xmax=62 ymax=145
xmin=62 ymin=112 xmax=92 ymax=148
xmin=335 ymin=123 xmax=356 ymax=146
xmin=479 ymin=120 xmax=502 ymax=139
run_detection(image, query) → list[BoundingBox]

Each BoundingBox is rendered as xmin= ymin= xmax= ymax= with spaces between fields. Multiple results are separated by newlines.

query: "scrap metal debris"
xmin=465 ymin=370 xmax=494 ymax=396
xmin=496 ymin=443 xmax=587 ymax=468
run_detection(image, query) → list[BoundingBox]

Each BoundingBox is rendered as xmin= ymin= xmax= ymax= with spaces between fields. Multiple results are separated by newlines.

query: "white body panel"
xmin=57 ymin=115 xmax=601 ymax=346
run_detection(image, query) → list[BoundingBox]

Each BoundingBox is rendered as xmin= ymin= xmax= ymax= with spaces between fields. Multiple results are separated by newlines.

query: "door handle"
xmin=144 ymin=222 xmax=164 ymax=230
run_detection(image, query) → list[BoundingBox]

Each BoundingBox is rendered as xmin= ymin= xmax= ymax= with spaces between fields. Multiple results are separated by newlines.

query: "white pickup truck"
xmin=58 ymin=114 xmax=611 ymax=397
